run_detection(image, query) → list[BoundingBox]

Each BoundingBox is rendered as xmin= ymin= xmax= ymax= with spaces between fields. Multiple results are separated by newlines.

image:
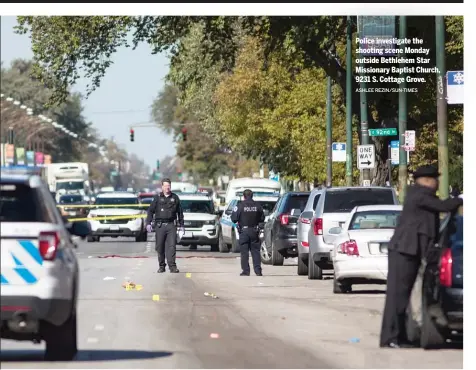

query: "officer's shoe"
xmin=169 ymin=267 xmax=180 ymax=273
xmin=255 ymin=272 xmax=263 ymax=276
xmin=157 ymin=267 xmax=166 ymax=273
xmin=240 ymin=272 xmax=250 ymax=276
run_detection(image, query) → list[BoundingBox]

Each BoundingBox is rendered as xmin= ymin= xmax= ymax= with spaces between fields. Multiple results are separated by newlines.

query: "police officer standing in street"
xmin=146 ymin=178 xmax=184 ymax=273
xmin=380 ymin=165 xmax=463 ymax=348
xmin=231 ymin=189 xmax=265 ymax=276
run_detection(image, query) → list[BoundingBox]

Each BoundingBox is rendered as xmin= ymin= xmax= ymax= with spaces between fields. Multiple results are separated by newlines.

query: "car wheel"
xmin=260 ymin=239 xmax=272 ymax=265
xmin=270 ymin=240 xmax=284 ymax=266
xmin=297 ymin=254 xmax=308 ymax=276
xmin=218 ymin=230 xmax=229 ymax=253
xmin=231 ymin=232 xmax=240 ymax=253
xmin=44 ymin=310 xmax=78 ymax=361
xmin=333 ymin=275 xmax=351 ymax=293
xmin=308 ymin=258 xmax=323 ymax=280
xmin=87 ymin=235 xmax=95 ymax=243
xmin=421 ymin=303 xmax=446 ymax=349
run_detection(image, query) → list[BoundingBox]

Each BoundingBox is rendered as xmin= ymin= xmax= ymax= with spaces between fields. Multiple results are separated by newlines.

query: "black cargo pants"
xmin=155 ymin=222 xmax=177 ymax=269
xmin=239 ymin=227 xmax=262 ymax=275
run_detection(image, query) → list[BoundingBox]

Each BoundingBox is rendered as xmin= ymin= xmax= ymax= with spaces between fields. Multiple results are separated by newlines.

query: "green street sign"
xmin=369 ymin=128 xmax=397 ymax=136
xmin=153 ymin=172 xmax=160 ymax=180
xmin=156 ymin=160 xmax=160 ymax=169
xmin=110 ymin=171 xmax=118 ymax=176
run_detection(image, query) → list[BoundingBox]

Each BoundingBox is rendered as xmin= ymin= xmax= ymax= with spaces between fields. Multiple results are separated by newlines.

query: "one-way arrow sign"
xmin=357 ymin=144 xmax=376 ymax=170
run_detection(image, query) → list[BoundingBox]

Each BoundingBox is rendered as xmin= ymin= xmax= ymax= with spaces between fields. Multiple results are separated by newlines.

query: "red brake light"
xmin=439 ymin=249 xmax=453 ymax=287
xmin=300 ymin=217 xmax=311 ymax=224
xmin=338 ymin=240 xmax=359 ymax=256
xmin=279 ymin=214 xmax=289 ymax=225
xmin=39 ymin=231 xmax=60 ymax=261
xmin=301 ymin=241 xmax=309 ymax=247
xmin=313 ymin=218 xmax=323 ymax=235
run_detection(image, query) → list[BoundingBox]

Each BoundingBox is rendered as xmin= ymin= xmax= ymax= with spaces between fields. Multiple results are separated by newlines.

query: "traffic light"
xmin=130 ymin=128 xmax=134 ymax=142
xmin=156 ymin=159 xmax=160 ymax=170
xmin=181 ymin=127 xmax=187 ymax=141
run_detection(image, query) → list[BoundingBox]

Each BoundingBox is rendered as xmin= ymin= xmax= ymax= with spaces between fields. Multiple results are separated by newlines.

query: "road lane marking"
xmin=94 ymin=324 xmax=104 ymax=331
xmin=87 ymin=337 xmax=99 ymax=343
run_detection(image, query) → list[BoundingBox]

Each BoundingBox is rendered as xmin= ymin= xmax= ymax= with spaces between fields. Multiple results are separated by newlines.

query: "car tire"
xmin=218 ymin=230 xmax=229 ymax=253
xmin=333 ymin=275 xmax=351 ymax=293
xmin=87 ymin=235 xmax=95 ymax=243
xmin=421 ymin=303 xmax=446 ymax=349
xmin=135 ymin=231 xmax=146 ymax=242
xmin=44 ymin=310 xmax=78 ymax=361
xmin=261 ymin=239 xmax=272 ymax=265
xmin=308 ymin=258 xmax=323 ymax=280
xmin=297 ymin=255 xmax=308 ymax=276
xmin=271 ymin=240 xmax=284 ymax=266
xmin=231 ymin=232 xmax=240 ymax=253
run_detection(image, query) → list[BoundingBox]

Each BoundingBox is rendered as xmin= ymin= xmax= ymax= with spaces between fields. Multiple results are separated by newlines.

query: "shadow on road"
xmin=0 ymin=349 xmax=173 ymax=362
xmin=349 ymin=289 xmax=386 ymax=295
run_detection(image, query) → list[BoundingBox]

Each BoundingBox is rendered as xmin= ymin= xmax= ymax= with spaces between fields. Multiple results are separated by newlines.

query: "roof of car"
xmin=324 ymin=186 xmax=393 ymax=192
xmin=178 ymin=193 xmax=212 ymax=200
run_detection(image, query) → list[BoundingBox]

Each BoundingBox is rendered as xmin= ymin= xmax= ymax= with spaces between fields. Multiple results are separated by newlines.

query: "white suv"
xmin=1 ymin=167 xmax=90 ymax=361
xmin=87 ymin=192 xmax=147 ymax=242
xmin=177 ymin=193 xmax=221 ymax=251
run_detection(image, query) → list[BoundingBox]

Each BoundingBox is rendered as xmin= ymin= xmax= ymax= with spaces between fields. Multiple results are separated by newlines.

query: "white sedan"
xmin=329 ymin=204 xmax=403 ymax=294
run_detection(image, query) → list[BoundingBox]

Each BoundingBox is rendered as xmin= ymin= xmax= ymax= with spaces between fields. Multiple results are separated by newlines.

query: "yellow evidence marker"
xmin=152 ymin=294 xmax=160 ymax=301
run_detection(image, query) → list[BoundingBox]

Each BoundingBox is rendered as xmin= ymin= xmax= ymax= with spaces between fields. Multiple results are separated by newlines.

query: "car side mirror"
xmin=290 ymin=208 xmax=301 ymax=217
xmin=329 ymin=227 xmax=342 ymax=235
xmin=69 ymin=221 xmax=91 ymax=239
xmin=216 ymin=210 xmax=223 ymax=217
xmin=263 ymin=209 xmax=270 ymax=217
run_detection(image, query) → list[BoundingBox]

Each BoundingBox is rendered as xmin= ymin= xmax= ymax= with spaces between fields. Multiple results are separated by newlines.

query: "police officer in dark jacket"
xmin=146 ymin=178 xmax=184 ymax=273
xmin=231 ymin=189 xmax=265 ymax=276
xmin=380 ymin=165 xmax=463 ymax=348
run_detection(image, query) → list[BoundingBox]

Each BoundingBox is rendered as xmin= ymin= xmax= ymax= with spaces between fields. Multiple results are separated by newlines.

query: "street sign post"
xmin=446 ymin=71 xmax=464 ymax=105
xmin=404 ymin=130 xmax=416 ymax=151
xmin=369 ymin=128 xmax=397 ymax=136
xmin=390 ymin=140 xmax=400 ymax=165
xmin=357 ymin=144 xmax=376 ymax=170
xmin=269 ymin=171 xmax=280 ymax=182
xmin=332 ymin=142 xmax=346 ymax=162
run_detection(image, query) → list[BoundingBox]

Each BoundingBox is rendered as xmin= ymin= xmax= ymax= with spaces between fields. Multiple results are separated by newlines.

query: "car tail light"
xmin=439 ymin=249 xmax=453 ymax=287
xmin=39 ymin=231 xmax=60 ymax=261
xmin=301 ymin=241 xmax=309 ymax=248
xmin=313 ymin=218 xmax=323 ymax=235
xmin=300 ymin=217 xmax=311 ymax=224
xmin=338 ymin=240 xmax=359 ymax=256
xmin=279 ymin=214 xmax=289 ymax=225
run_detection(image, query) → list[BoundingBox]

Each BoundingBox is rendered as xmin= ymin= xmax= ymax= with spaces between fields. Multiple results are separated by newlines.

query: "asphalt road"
xmin=1 ymin=235 xmax=463 ymax=368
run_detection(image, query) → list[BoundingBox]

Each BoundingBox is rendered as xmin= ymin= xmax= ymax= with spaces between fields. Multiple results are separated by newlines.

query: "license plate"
xmin=183 ymin=231 xmax=193 ymax=239
xmin=110 ymin=225 xmax=120 ymax=231
xmin=380 ymin=243 xmax=388 ymax=254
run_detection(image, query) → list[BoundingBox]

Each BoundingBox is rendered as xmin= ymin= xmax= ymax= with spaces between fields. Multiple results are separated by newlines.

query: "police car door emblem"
xmin=171 ymin=198 xmax=175 ymax=202
xmin=233 ymin=206 xmax=238 ymax=212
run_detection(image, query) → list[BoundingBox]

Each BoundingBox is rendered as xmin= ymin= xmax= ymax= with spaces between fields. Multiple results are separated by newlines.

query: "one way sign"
xmin=357 ymin=144 xmax=375 ymax=170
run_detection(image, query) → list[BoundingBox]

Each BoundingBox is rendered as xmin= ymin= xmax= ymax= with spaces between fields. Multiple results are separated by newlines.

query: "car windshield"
xmin=0 ymin=183 xmax=41 ymax=222
xmin=94 ymin=197 xmax=139 ymax=205
xmin=282 ymin=194 xmax=309 ymax=213
xmin=141 ymin=197 xmax=154 ymax=204
xmin=324 ymin=189 xmax=395 ymax=213
xmin=60 ymin=195 xmax=83 ymax=204
xmin=181 ymin=200 xmax=214 ymax=214
xmin=349 ymin=210 xmax=401 ymax=230
xmin=56 ymin=181 xmax=83 ymax=191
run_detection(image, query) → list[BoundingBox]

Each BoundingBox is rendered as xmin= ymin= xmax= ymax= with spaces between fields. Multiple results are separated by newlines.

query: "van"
xmin=224 ymin=178 xmax=282 ymax=205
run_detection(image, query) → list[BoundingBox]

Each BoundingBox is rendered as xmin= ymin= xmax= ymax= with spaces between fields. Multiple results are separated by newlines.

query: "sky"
xmin=0 ymin=16 xmax=176 ymax=170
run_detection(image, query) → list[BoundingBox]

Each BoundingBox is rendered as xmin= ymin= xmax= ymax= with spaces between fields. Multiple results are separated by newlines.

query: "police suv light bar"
xmin=234 ymin=191 xmax=280 ymax=197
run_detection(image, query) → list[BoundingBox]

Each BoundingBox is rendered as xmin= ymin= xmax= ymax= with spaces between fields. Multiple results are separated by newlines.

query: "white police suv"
xmin=0 ymin=166 xmax=90 ymax=361
xmin=177 ymin=193 xmax=221 ymax=251
xmin=87 ymin=191 xmax=147 ymax=242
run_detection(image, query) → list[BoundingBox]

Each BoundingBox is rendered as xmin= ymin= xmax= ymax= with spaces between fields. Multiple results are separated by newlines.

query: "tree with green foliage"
xmin=16 ymin=16 xmax=463 ymax=187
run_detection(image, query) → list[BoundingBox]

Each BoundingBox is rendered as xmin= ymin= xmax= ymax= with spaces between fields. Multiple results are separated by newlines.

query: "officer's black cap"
xmin=413 ymin=165 xmax=440 ymax=179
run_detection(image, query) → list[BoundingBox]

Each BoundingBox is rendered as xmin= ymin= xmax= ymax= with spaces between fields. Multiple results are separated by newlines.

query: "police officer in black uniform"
xmin=146 ymin=178 xmax=184 ymax=273
xmin=231 ymin=189 xmax=265 ymax=276
xmin=379 ymin=165 xmax=463 ymax=348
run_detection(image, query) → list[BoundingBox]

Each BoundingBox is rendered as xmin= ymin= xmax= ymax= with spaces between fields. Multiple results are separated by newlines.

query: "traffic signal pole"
xmin=398 ymin=16 xmax=408 ymax=203
xmin=326 ymin=76 xmax=333 ymax=187
xmin=345 ymin=16 xmax=353 ymax=186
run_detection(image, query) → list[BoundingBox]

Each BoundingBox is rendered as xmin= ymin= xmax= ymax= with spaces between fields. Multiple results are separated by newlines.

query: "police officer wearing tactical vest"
xmin=379 ymin=165 xmax=463 ymax=348
xmin=231 ymin=189 xmax=265 ymax=276
xmin=146 ymin=178 xmax=184 ymax=273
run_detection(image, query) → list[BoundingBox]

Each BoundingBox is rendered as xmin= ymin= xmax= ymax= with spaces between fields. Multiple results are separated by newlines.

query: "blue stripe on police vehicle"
xmin=1 ymin=239 xmax=44 ymax=285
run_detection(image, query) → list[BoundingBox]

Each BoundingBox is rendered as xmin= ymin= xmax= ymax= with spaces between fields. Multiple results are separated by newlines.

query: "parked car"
xmin=406 ymin=212 xmax=463 ymax=349
xmin=296 ymin=188 xmax=324 ymax=275
xmin=58 ymin=193 xmax=89 ymax=218
xmin=307 ymin=186 xmax=399 ymax=280
xmin=219 ymin=192 xmax=279 ymax=253
xmin=331 ymin=205 xmax=402 ymax=293
xmin=262 ymin=192 xmax=311 ymax=266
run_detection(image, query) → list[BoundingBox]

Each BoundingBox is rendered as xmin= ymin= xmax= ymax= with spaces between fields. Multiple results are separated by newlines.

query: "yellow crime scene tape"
xmin=66 ymin=214 xmax=147 ymax=222
xmin=57 ymin=204 xmax=150 ymax=208
xmin=58 ymin=204 xmax=150 ymax=222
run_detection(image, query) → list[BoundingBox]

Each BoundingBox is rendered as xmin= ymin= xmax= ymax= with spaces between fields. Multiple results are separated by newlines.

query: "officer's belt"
xmin=242 ymin=226 xmax=258 ymax=229
xmin=156 ymin=219 xmax=176 ymax=223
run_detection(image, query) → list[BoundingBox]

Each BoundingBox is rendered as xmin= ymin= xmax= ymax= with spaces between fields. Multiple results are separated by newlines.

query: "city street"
xmin=1 ymin=237 xmax=463 ymax=369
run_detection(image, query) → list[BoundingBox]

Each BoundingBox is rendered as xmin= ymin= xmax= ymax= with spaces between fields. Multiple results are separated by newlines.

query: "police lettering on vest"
xmin=244 ymin=206 xmax=257 ymax=212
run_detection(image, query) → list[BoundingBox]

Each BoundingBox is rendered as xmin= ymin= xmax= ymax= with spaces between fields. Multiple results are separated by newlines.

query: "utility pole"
xmin=435 ymin=16 xmax=449 ymax=199
xmin=359 ymin=67 xmax=370 ymax=184
xmin=345 ymin=16 xmax=353 ymax=186
xmin=8 ymin=127 xmax=14 ymax=144
xmin=398 ymin=16 xmax=408 ymax=203
xmin=326 ymin=76 xmax=333 ymax=187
